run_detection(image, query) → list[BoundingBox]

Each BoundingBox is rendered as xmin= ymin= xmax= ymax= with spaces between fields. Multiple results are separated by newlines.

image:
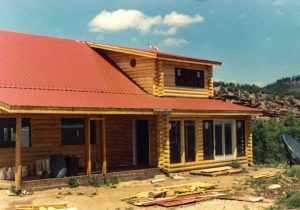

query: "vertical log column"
xmin=101 ymin=118 xmax=107 ymax=174
xmin=157 ymin=114 xmax=170 ymax=171
xmin=246 ymin=116 xmax=253 ymax=166
xmin=15 ymin=116 xmax=22 ymax=191
xmin=85 ymin=116 xmax=91 ymax=176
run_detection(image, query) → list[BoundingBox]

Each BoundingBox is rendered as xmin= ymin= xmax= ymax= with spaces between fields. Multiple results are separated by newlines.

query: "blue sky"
xmin=0 ymin=0 xmax=299 ymax=86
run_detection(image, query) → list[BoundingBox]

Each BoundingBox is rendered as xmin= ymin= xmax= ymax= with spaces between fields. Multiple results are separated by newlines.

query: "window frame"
xmin=175 ymin=68 xmax=205 ymax=88
xmin=0 ymin=118 xmax=31 ymax=148
xmin=61 ymin=118 xmax=85 ymax=145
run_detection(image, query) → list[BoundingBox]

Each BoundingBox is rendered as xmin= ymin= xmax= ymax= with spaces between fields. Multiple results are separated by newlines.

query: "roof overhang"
xmin=85 ymin=41 xmax=222 ymax=66
xmin=0 ymin=103 xmax=261 ymax=116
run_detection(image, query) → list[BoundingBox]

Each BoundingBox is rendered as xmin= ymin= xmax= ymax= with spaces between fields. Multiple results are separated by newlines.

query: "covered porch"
xmin=0 ymin=114 xmax=159 ymax=190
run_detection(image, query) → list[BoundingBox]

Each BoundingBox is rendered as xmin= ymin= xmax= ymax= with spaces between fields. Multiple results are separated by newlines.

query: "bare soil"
xmin=0 ymin=167 xmax=285 ymax=210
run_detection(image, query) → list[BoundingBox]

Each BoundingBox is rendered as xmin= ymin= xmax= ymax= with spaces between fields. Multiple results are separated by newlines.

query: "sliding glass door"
xmin=214 ymin=121 xmax=235 ymax=161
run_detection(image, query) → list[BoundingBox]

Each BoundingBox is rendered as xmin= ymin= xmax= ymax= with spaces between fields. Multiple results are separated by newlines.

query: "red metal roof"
xmin=0 ymin=30 xmax=258 ymax=113
xmin=0 ymin=87 xmax=257 ymax=112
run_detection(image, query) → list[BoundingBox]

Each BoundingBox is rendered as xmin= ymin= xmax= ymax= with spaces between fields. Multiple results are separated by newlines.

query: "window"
xmin=184 ymin=121 xmax=196 ymax=162
xmin=61 ymin=118 xmax=85 ymax=145
xmin=90 ymin=120 xmax=97 ymax=144
xmin=203 ymin=120 xmax=214 ymax=160
xmin=169 ymin=120 xmax=196 ymax=164
xmin=169 ymin=121 xmax=181 ymax=164
xmin=0 ymin=118 xmax=31 ymax=148
xmin=175 ymin=68 xmax=204 ymax=88
xmin=236 ymin=120 xmax=245 ymax=157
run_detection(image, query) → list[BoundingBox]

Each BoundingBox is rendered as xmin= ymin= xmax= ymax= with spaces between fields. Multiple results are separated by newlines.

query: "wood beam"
xmin=85 ymin=116 xmax=91 ymax=177
xmin=101 ymin=119 xmax=107 ymax=174
xmin=15 ymin=116 xmax=22 ymax=191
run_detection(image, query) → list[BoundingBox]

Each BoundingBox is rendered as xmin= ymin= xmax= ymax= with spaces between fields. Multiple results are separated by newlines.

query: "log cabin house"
xmin=0 ymin=30 xmax=260 ymax=190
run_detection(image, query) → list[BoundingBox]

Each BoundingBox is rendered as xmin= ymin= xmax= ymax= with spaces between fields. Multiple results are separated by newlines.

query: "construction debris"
xmin=150 ymin=178 xmax=165 ymax=184
xmin=190 ymin=166 xmax=243 ymax=177
xmin=15 ymin=202 xmax=76 ymax=210
xmin=220 ymin=196 xmax=264 ymax=203
xmin=122 ymin=182 xmax=229 ymax=207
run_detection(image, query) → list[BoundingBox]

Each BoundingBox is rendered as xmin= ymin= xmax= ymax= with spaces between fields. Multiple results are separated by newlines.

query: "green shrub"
xmin=252 ymin=115 xmax=300 ymax=165
xmin=88 ymin=176 xmax=104 ymax=187
xmin=67 ymin=177 xmax=79 ymax=188
xmin=104 ymin=176 xmax=119 ymax=186
xmin=230 ymin=161 xmax=241 ymax=168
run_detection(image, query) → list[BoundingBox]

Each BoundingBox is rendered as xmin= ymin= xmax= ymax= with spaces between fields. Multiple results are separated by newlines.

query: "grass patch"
xmin=246 ymin=175 xmax=281 ymax=190
xmin=268 ymin=191 xmax=300 ymax=210
xmin=284 ymin=166 xmax=300 ymax=181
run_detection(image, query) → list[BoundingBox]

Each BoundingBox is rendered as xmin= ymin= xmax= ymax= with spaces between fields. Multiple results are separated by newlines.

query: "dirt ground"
xmin=0 ymin=167 xmax=285 ymax=210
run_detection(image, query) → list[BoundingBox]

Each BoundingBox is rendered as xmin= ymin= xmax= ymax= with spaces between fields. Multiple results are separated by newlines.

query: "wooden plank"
xmin=15 ymin=116 xmax=22 ymax=191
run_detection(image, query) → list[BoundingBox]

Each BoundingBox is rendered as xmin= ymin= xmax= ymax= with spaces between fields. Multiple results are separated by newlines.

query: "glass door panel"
xmin=214 ymin=122 xmax=223 ymax=160
xmin=224 ymin=122 xmax=233 ymax=155
xmin=169 ymin=121 xmax=181 ymax=164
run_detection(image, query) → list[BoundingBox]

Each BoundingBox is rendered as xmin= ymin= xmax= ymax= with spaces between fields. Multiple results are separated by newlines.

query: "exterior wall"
xmin=0 ymin=114 xmax=158 ymax=174
xmin=158 ymin=115 xmax=253 ymax=172
xmin=103 ymin=50 xmax=156 ymax=94
xmin=106 ymin=115 xmax=157 ymax=167
xmin=160 ymin=61 xmax=214 ymax=98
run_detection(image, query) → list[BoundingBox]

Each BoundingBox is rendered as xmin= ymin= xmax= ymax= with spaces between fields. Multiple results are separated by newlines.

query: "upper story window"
xmin=175 ymin=68 xmax=204 ymax=88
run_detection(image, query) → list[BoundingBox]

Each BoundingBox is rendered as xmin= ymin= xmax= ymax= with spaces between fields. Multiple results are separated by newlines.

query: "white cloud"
xmin=276 ymin=9 xmax=284 ymax=16
xmin=88 ymin=9 xmax=161 ymax=34
xmin=273 ymin=0 xmax=284 ymax=6
xmin=162 ymin=11 xmax=204 ymax=26
xmin=88 ymin=10 xmax=204 ymax=35
xmin=251 ymin=81 xmax=264 ymax=87
xmin=161 ymin=38 xmax=188 ymax=47
xmin=152 ymin=27 xmax=177 ymax=36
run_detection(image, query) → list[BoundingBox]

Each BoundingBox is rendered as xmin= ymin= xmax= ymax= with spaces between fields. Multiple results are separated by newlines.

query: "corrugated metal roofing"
xmin=0 ymin=87 xmax=257 ymax=112
xmin=0 ymin=30 xmax=145 ymax=95
xmin=0 ymin=30 xmax=258 ymax=113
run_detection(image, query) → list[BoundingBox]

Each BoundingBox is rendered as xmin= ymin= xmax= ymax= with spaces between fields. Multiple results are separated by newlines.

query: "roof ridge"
xmin=0 ymin=85 xmax=148 ymax=96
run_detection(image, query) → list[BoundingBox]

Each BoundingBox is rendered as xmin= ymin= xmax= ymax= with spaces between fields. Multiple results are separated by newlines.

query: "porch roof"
xmin=0 ymin=87 xmax=259 ymax=114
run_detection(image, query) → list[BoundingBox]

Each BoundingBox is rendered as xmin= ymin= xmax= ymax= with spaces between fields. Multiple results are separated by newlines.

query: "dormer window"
xmin=175 ymin=68 xmax=204 ymax=88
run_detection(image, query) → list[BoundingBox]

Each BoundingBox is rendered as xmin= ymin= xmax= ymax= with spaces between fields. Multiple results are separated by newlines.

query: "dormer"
xmin=87 ymin=41 xmax=221 ymax=98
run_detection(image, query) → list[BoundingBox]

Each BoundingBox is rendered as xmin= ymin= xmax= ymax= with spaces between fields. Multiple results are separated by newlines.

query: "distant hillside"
xmin=263 ymin=76 xmax=300 ymax=99
xmin=214 ymin=75 xmax=300 ymax=118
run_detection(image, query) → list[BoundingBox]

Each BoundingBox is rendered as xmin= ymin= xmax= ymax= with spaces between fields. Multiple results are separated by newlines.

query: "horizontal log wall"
xmin=162 ymin=61 xmax=213 ymax=98
xmin=103 ymin=50 xmax=156 ymax=94
xmin=0 ymin=114 xmax=158 ymax=173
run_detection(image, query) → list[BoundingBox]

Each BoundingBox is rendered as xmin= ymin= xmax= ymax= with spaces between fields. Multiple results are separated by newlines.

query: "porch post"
xmin=101 ymin=118 xmax=107 ymax=174
xmin=15 ymin=116 xmax=22 ymax=191
xmin=85 ymin=116 xmax=91 ymax=176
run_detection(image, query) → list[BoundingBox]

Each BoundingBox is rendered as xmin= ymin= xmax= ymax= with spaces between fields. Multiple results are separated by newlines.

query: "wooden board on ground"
xmin=191 ymin=168 xmax=243 ymax=177
xmin=192 ymin=166 xmax=232 ymax=173
xmin=15 ymin=202 xmax=68 ymax=210
xmin=251 ymin=172 xmax=277 ymax=179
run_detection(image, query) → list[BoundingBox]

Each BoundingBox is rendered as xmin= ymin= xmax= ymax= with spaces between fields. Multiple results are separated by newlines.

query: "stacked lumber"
xmin=251 ymin=172 xmax=277 ymax=179
xmin=190 ymin=166 xmax=243 ymax=177
xmin=122 ymin=182 xmax=229 ymax=207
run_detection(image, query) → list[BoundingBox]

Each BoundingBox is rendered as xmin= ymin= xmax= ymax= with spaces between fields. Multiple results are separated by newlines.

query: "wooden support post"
xmin=15 ymin=116 xmax=22 ymax=191
xmin=85 ymin=116 xmax=91 ymax=177
xmin=101 ymin=118 xmax=107 ymax=174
